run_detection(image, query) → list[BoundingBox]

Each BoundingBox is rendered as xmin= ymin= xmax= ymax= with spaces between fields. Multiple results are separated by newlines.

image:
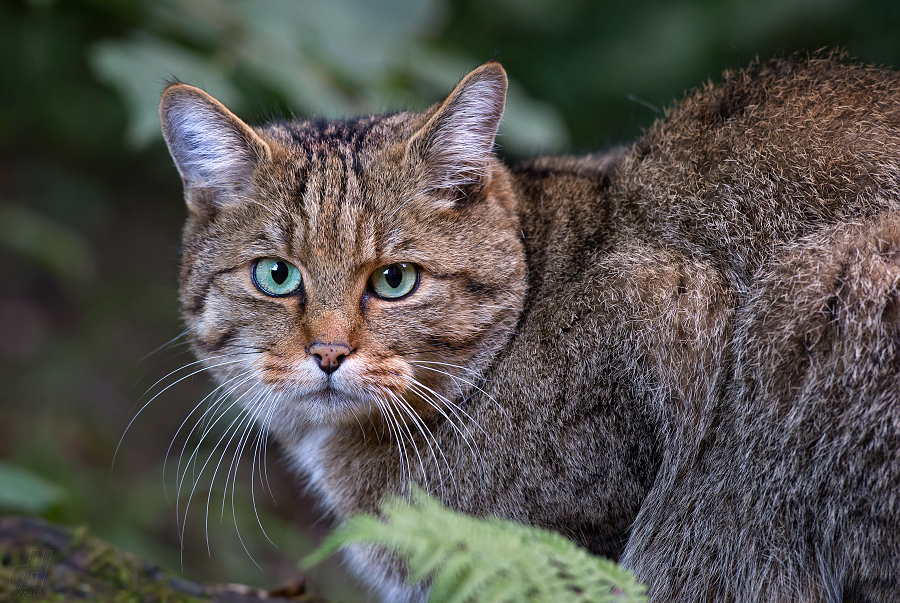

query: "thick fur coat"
xmin=160 ymin=54 xmax=900 ymax=601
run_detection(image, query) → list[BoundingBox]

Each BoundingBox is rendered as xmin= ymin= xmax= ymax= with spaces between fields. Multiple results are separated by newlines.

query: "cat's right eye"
xmin=252 ymin=258 xmax=303 ymax=297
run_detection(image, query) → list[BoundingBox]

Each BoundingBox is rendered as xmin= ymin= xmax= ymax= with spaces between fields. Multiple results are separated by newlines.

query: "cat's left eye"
xmin=369 ymin=263 xmax=419 ymax=299
xmin=252 ymin=258 xmax=303 ymax=297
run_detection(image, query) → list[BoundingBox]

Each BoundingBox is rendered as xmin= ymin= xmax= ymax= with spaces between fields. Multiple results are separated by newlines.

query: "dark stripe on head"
xmin=432 ymin=270 xmax=504 ymax=298
xmin=289 ymin=164 xmax=311 ymax=221
xmin=187 ymin=273 xmax=214 ymax=315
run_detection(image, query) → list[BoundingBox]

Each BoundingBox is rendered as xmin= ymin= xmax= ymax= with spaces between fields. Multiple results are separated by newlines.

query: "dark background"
xmin=2 ymin=0 xmax=899 ymax=599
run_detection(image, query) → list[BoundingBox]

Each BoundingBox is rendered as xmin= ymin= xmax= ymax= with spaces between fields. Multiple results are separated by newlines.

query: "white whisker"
xmin=400 ymin=377 xmax=487 ymax=483
xmin=409 ymin=360 xmax=501 ymax=408
xmin=175 ymin=370 xmax=258 ymax=525
xmin=114 ymin=355 xmax=249 ymax=470
xmin=140 ymin=328 xmax=189 ymax=362
xmin=386 ymin=388 xmax=452 ymax=496
xmin=176 ymin=383 xmax=259 ymax=563
xmin=164 ymin=368 xmax=254 ymax=501
xmin=403 ymin=372 xmax=487 ymax=437
xmin=249 ymin=391 xmax=279 ymax=543
xmin=383 ymin=389 xmax=431 ymax=489
xmin=174 ymin=373 xmax=258 ymax=544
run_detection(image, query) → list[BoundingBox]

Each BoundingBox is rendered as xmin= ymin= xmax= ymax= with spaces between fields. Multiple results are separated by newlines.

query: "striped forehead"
xmin=300 ymin=150 xmax=372 ymax=262
xmin=270 ymin=116 xmax=403 ymax=272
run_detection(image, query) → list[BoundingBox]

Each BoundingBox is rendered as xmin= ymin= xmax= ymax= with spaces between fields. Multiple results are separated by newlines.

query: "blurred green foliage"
xmin=1 ymin=0 xmax=899 ymax=599
xmin=88 ymin=0 xmax=568 ymax=152
xmin=0 ymin=461 xmax=65 ymax=514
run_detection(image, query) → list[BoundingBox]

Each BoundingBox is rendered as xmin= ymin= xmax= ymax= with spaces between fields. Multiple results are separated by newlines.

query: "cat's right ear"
xmin=159 ymin=84 xmax=270 ymax=214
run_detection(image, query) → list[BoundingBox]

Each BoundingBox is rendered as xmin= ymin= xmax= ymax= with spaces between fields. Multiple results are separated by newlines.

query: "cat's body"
xmin=160 ymin=54 xmax=900 ymax=602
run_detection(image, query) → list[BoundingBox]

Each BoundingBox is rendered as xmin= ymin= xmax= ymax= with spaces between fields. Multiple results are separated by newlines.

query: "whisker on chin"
xmin=409 ymin=360 xmax=505 ymax=413
xmin=387 ymin=388 xmax=455 ymax=498
xmin=221 ymin=389 xmax=266 ymax=520
xmin=249 ymin=391 xmax=280 ymax=537
xmin=386 ymin=372 xmax=487 ymax=486
xmin=256 ymin=390 xmax=280 ymax=504
xmin=375 ymin=393 xmax=413 ymax=495
xmin=150 ymin=349 xmax=286 ymax=570
xmin=402 ymin=372 xmax=487 ymax=437
xmin=222 ymin=390 xmax=275 ymax=563
xmin=407 ymin=358 xmax=482 ymax=379
xmin=175 ymin=373 xmax=257 ymax=537
xmin=383 ymin=389 xmax=432 ymax=490
xmin=411 ymin=379 xmax=487 ymax=481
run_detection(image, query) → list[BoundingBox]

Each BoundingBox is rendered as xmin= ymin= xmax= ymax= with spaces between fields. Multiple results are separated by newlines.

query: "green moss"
xmin=0 ymin=516 xmax=267 ymax=603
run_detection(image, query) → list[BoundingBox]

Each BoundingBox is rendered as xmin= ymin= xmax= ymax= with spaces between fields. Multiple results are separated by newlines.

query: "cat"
xmin=159 ymin=52 xmax=900 ymax=602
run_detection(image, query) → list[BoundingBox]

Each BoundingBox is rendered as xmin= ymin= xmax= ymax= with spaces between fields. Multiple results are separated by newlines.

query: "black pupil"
xmin=270 ymin=261 xmax=289 ymax=285
xmin=385 ymin=264 xmax=403 ymax=288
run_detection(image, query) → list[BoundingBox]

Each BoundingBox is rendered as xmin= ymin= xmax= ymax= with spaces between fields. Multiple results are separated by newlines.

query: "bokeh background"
xmin=2 ymin=0 xmax=899 ymax=599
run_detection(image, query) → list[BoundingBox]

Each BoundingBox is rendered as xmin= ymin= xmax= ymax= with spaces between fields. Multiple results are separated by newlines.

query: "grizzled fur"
xmin=160 ymin=54 xmax=900 ymax=602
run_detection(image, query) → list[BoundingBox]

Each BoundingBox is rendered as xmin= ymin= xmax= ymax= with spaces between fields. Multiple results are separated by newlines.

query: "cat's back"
xmin=614 ymin=53 xmax=900 ymax=286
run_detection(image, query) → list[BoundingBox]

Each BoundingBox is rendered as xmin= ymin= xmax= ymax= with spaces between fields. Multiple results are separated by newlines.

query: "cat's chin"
xmin=283 ymin=384 xmax=387 ymax=427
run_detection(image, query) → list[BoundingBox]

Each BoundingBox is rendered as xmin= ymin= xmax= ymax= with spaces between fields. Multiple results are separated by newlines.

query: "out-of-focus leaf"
xmin=0 ymin=201 xmax=96 ymax=288
xmin=84 ymin=0 xmax=570 ymax=152
xmin=0 ymin=461 xmax=66 ymax=514
xmin=89 ymin=33 xmax=242 ymax=147
xmin=241 ymin=0 xmax=443 ymax=80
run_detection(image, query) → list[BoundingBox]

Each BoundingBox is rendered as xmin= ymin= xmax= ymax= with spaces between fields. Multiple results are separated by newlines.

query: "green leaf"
xmin=302 ymin=485 xmax=648 ymax=603
xmin=0 ymin=201 xmax=96 ymax=289
xmin=0 ymin=461 xmax=66 ymax=514
xmin=89 ymin=33 xmax=242 ymax=148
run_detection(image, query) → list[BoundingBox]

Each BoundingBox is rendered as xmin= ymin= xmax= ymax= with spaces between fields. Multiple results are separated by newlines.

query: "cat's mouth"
xmin=281 ymin=383 xmax=391 ymax=425
xmin=264 ymin=371 xmax=399 ymax=423
xmin=254 ymin=351 xmax=428 ymax=425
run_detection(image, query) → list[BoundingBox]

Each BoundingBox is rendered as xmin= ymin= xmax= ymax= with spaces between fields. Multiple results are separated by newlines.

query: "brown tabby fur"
xmin=160 ymin=53 xmax=900 ymax=602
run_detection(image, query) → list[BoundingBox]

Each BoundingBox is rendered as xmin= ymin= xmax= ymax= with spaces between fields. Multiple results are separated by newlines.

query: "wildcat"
xmin=159 ymin=53 xmax=900 ymax=602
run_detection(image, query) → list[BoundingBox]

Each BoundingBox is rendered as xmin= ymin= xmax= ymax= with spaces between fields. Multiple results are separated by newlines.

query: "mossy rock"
xmin=0 ymin=516 xmax=327 ymax=603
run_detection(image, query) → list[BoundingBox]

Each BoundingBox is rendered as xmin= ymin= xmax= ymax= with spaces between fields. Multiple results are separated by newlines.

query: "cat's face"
xmin=160 ymin=63 xmax=526 ymax=438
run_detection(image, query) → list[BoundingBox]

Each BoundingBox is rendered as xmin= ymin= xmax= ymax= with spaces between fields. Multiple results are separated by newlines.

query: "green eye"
xmin=252 ymin=258 xmax=303 ymax=297
xmin=369 ymin=263 xmax=419 ymax=299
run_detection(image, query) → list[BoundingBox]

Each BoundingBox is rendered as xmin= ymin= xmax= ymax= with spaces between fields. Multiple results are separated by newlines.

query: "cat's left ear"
xmin=405 ymin=62 xmax=507 ymax=204
xmin=159 ymin=83 xmax=271 ymax=214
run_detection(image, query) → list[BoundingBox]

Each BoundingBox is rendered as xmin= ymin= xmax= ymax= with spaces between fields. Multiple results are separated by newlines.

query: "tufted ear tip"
xmin=159 ymin=84 xmax=269 ymax=213
xmin=473 ymin=60 xmax=508 ymax=85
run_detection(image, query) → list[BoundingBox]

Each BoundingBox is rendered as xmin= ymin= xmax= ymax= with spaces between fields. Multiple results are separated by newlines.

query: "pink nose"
xmin=308 ymin=343 xmax=352 ymax=375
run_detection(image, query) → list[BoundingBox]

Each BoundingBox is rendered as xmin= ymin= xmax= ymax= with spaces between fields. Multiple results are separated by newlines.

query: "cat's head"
xmin=159 ymin=63 xmax=526 ymax=437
